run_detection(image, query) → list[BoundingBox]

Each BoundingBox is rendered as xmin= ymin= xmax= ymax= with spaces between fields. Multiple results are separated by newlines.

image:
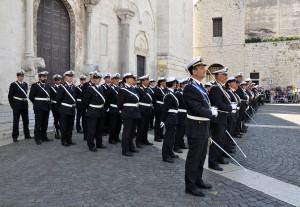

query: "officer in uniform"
xmin=8 ymin=70 xmax=32 ymax=142
xmin=208 ymin=67 xmax=237 ymax=171
xmin=102 ymin=73 xmax=112 ymax=136
xmin=56 ymin=70 xmax=77 ymax=147
xmin=117 ymin=73 xmax=141 ymax=156
xmin=184 ymin=57 xmax=217 ymax=197
xmin=29 ymin=71 xmax=52 ymax=145
xmin=161 ymin=77 xmax=180 ymax=163
xmin=50 ymin=74 xmax=62 ymax=139
xmin=135 ymin=74 xmax=153 ymax=148
xmin=173 ymin=77 xmax=189 ymax=153
xmin=83 ymin=72 xmax=107 ymax=152
xmin=153 ymin=77 xmax=167 ymax=142
xmin=75 ymin=75 xmax=86 ymax=134
xmin=106 ymin=73 xmax=122 ymax=144
xmin=235 ymin=73 xmax=248 ymax=135
xmin=148 ymin=79 xmax=156 ymax=129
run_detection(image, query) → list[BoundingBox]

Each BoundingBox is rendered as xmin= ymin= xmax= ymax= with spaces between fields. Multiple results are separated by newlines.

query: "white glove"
xmin=211 ymin=108 xmax=218 ymax=117
xmin=119 ymin=110 xmax=122 ymax=114
xmin=246 ymin=106 xmax=249 ymax=110
xmin=231 ymin=103 xmax=237 ymax=110
xmin=160 ymin=122 xmax=165 ymax=128
xmin=106 ymin=108 xmax=110 ymax=112
xmin=237 ymin=107 xmax=240 ymax=110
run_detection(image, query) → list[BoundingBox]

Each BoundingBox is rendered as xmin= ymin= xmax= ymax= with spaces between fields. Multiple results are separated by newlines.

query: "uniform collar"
xmin=167 ymin=88 xmax=174 ymax=93
xmin=125 ymin=83 xmax=132 ymax=88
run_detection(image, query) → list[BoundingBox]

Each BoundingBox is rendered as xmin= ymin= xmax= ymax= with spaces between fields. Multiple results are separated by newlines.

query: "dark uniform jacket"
xmin=29 ymin=81 xmax=51 ymax=111
xmin=83 ymin=84 xmax=106 ymax=118
xmin=227 ymin=88 xmax=239 ymax=121
xmin=153 ymin=86 xmax=167 ymax=113
xmin=56 ymin=82 xmax=76 ymax=116
xmin=101 ymin=83 xmax=111 ymax=110
xmin=148 ymin=86 xmax=155 ymax=99
xmin=136 ymin=85 xmax=153 ymax=117
xmin=106 ymin=84 xmax=120 ymax=115
xmin=50 ymin=84 xmax=60 ymax=111
xmin=161 ymin=89 xmax=179 ymax=125
xmin=209 ymin=82 xmax=232 ymax=126
xmin=8 ymin=81 xmax=28 ymax=110
xmin=75 ymin=84 xmax=84 ymax=109
xmin=116 ymin=84 xmax=141 ymax=120
xmin=175 ymin=88 xmax=187 ymax=126
xmin=183 ymin=79 xmax=212 ymax=139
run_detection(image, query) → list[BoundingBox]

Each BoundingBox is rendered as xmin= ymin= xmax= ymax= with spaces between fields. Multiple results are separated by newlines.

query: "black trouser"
xmin=60 ymin=113 xmax=75 ymax=144
xmin=185 ymin=137 xmax=208 ymax=191
xmin=154 ymin=112 xmax=164 ymax=139
xmin=34 ymin=110 xmax=49 ymax=142
xmin=52 ymin=109 xmax=60 ymax=135
xmin=162 ymin=124 xmax=177 ymax=159
xmin=149 ymin=113 xmax=155 ymax=128
xmin=209 ymin=123 xmax=226 ymax=167
xmin=104 ymin=111 xmax=110 ymax=134
xmin=12 ymin=108 xmax=30 ymax=139
xmin=109 ymin=113 xmax=122 ymax=142
xmin=76 ymin=108 xmax=85 ymax=131
xmin=174 ymin=123 xmax=185 ymax=148
xmin=83 ymin=114 xmax=88 ymax=140
xmin=87 ymin=116 xmax=104 ymax=149
xmin=136 ymin=115 xmax=150 ymax=145
xmin=122 ymin=118 xmax=137 ymax=153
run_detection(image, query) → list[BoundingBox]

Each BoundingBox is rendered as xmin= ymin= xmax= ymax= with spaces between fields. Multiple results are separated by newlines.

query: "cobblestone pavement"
xmin=0 ymin=104 xmax=297 ymax=207
xmin=232 ymin=104 xmax=300 ymax=187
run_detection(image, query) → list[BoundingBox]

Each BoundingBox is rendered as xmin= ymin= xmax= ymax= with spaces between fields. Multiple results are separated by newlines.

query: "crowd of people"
xmin=7 ymin=56 xmax=264 ymax=197
xmin=266 ymin=87 xmax=300 ymax=103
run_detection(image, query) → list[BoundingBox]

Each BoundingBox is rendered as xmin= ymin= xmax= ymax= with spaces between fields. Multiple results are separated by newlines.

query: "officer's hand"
xmin=231 ymin=103 xmax=237 ymax=110
xmin=160 ymin=122 xmax=165 ymax=128
xmin=211 ymin=108 xmax=218 ymax=117
xmin=106 ymin=108 xmax=110 ymax=112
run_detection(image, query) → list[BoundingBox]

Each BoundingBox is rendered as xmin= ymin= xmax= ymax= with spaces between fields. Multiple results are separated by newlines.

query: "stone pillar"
xmin=25 ymin=0 xmax=34 ymax=58
xmin=117 ymin=9 xmax=134 ymax=74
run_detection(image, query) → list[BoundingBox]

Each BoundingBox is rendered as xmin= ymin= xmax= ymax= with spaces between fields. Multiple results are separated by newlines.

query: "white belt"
xmin=89 ymin=104 xmax=104 ymax=108
xmin=178 ymin=109 xmax=187 ymax=113
xmin=124 ymin=103 xmax=139 ymax=107
xmin=51 ymin=100 xmax=57 ymax=103
xmin=241 ymin=100 xmax=247 ymax=102
xmin=168 ymin=109 xmax=178 ymax=113
xmin=218 ymin=110 xmax=230 ymax=114
xmin=110 ymin=104 xmax=118 ymax=108
xmin=139 ymin=102 xmax=152 ymax=107
xmin=156 ymin=101 xmax=164 ymax=104
xmin=62 ymin=103 xmax=76 ymax=108
xmin=187 ymin=114 xmax=210 ymax=121
xmin=13 ymin=96 xmax=27 ymax=101
xmin=76 ymin=99 xmax=82 ymax=102
xmin=35 ymin=97 xmax=50 ymax=101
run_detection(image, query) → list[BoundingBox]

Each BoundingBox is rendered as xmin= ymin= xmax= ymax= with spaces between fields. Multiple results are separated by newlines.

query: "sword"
xmin=211 ymin=139 xmax=247 ymax=171
xmin=226 ymin=130 xmax=247 ymax=158
xmin=245 ymin=111 xmax=257 ymax=124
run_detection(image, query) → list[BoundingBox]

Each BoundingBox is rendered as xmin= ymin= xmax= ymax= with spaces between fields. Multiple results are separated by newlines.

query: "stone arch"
xmin=142 ymin=11 xmax=154 ymax=30
xmin=129 ymin=2 xmax=141 ymax=23
xmin=33 ymin=0 xmax=77 ymax=70
xmin=207 ymin=63 xmax=224 ymax=82
xmin=134 ymin=31 xmax=149 ymax=52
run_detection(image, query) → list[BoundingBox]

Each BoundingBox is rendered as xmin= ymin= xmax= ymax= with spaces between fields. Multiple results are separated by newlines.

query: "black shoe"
xmin=209 ymin=165 xmax=223 ymax=171
xmin=234 ymin=134 xmax=242 ymax=138
xmin=136 ymin=144 xmax=143 ymax=149
xmin=24 ymin=135 xmax=33 ymax=139
xmin=13 ymin=138 xmax=19 ymax=143
xmin=129 ymin=148 xmax=139 ymax=153
xmin=163 ymin=158 xmax=174 ymax=163
xmin=154 ymin=138 xmax=162 ymax=142
xmin=143 ymin=141 xmax=153 ymax=145
xmin=241 ymin=129 xmax=247 ymax=133
xmin=197 ymin=180 xmax=212 ymax=189
xmin=170 ymin=154 xmax=179 ymax=158
xmin=42 ymin=138 xmax=53 ymax=142
xmin=109 ymin=140 xmax=117 ymax=145
xmin=35 ymin=141 xmax=42 ymax=145
xmin=62 ymin=142 xmax=71 ymax=147
xmin=89 ymin=147 xmax=98 ymax=152
xmin=54 ymin=134 xmax=60 ymax=139
xmin=173 ymin=148 xmax=183 ymax=153
xmin=228 ymin=149 xmax=236 ymax=154
xmin=115 ymin=139 xmax=121 ymax=142
xmin=97 ymin=144 xmax=107 ymax=149
xmin=180 ymin=144 xmax=189 ymax=149
xmin=185 ymin=188 xmax=205 ymax=197
xmin=218 ymin=160 xmax=229 ymax=165
xmin=122 ymin=152 xmax=133 ymax=157
xmin=70 ymin=142 xmax=77 ymax=145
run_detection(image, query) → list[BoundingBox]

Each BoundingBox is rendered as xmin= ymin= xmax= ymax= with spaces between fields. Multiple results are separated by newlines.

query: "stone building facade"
xmin=0 ymin=0 xmax=193 ymax=104
xmin=193 ymin=0 xmax=300 ymax=89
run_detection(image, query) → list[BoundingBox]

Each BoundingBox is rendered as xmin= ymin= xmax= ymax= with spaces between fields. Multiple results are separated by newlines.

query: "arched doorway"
xmin=206 ymin=64 xmax=224 ymax=82
xmin=37 ymin=0 xmax=70 ymax=84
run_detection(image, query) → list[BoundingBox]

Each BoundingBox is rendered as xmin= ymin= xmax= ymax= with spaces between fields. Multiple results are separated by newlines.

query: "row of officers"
xmin=8 ymin=56 xmax=261 ymax=197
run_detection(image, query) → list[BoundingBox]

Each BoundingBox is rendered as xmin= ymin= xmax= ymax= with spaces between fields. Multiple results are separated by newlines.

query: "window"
xmin=213 ymin=18 xmax=222 ymax=37
xmin=250 ymin=72 xmax=260 ymax=79
xmin=137 ymin=55 xmax=145 ymax=77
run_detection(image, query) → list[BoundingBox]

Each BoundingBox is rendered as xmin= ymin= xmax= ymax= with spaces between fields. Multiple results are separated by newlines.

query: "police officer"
xmin=83 ymin=72 xmax=107 ymax=152
xmin=148 ymin=79 xmax=156 ymax=129
xmin=75 ymin=75 xmax=86 ymax=134
xmin=29 ymin=71 xmax=52 ymax=145
xmin=161 ymin=77 xmax=180 ymax=163
xmin=106 ymin=73 xmax=122 ymax=144
xmin=56 ymin=70 xmax=77 ymax=147
xmin=208 ymin=67 xmax=237 ymax=171
xmin=102 ymin=73 xmax=112 ymax=136
xmin=153 ymin=77 xmax=167 ymax=142
xmin=117 ymin=73 xmax=141 ymax=156
xmin=184 ymin=57 xmax=216 ymax=197
xmin=50 ymin=74 xmax=62 ymax=139
xmin=8 ymin=70 xmax=32 ymax=142
xmin=173 ymin=77 xmax=189 ymax=153
xmin=235 ymin=72 xmax=248 ymax=134
xmin=135 ymin=74 xmax=153 ymax=148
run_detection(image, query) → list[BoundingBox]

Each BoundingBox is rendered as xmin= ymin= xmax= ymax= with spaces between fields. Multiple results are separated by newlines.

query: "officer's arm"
xmin=116 ymin=89 xmax=125 ymax=110
xmin=82 ymin=88 xmax=92 ymax=109
xmin=183 ymin=86 xmax=212 ymax=119
xmin=161 ymin=95 xmax=172 ymax=123
xmin=56 ymin=87 xmax=64 ymax=107
xmin=8 ymin=83 xmax=14 ymax=107
xmin=29 ymin=84 xmax=36 ymax=103
xmin=209 ymin=87 xmax=232 ymax=112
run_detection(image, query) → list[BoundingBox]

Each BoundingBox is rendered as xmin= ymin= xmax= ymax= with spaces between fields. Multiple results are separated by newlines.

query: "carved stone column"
xmin=25 ymin=0 xmax=34 ymax=58
xmin=116 ymin=9 xmax=134 ymax=74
